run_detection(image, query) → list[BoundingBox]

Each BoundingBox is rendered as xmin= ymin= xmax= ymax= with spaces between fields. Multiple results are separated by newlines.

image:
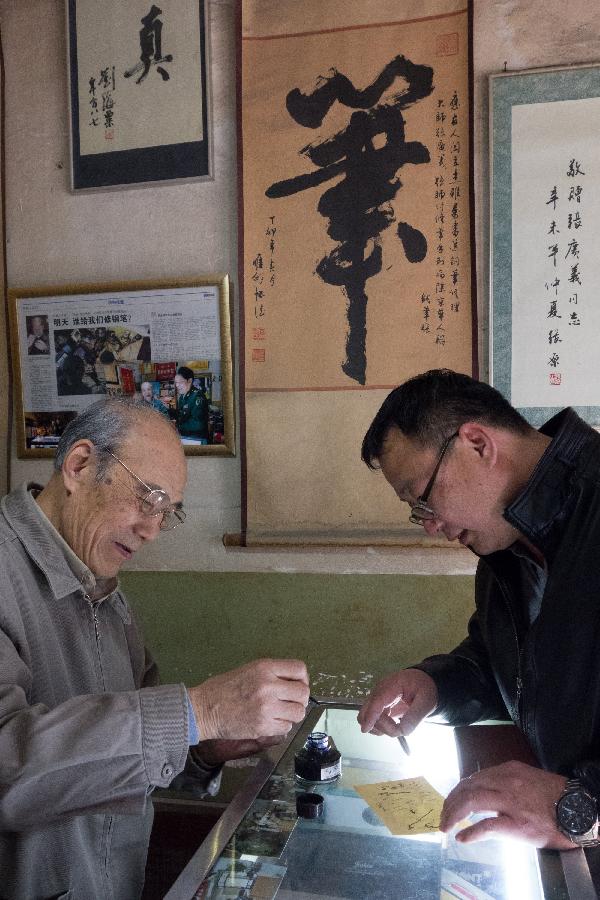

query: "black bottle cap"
xmin=296 ymin=792 xmax=324 ymax=818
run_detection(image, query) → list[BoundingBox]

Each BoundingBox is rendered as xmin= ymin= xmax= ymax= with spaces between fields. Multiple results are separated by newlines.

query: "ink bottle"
xmin=294 ymin=731 xmax=342 ymax=783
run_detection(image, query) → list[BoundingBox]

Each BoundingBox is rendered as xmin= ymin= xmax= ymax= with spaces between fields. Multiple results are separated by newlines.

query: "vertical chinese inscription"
xmin=544 ymin=158 xmax=585 ymax=385
xmin=88 ymin=66 xmax=116 ymax=140
xmin=250 ymin=216 xmax=278 ymax=364
xmin=420 ymin=89 xmax=463 ymax=346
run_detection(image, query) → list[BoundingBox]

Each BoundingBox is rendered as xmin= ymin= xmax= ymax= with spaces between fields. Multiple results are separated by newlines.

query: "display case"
xmin=164 ymin=703 xmax=594 ymax=899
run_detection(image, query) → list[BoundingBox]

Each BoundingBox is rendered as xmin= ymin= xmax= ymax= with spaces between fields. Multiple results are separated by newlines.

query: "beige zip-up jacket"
xmin=0 ymin=484 xmax=199 ymax=899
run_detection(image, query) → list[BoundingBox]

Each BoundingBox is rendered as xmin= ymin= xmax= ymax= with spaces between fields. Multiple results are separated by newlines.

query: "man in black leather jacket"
xmin=358 ymin=368 xmax=600 ymax=849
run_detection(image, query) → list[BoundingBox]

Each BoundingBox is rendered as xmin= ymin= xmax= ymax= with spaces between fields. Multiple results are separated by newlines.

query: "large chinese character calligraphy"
xmin=70 ymin=0 xmax=208 ymax=187
xmin=266 ymin=55 xmax=434 ymax=385
xmin=124 ymin=4 xmax=173 ymax=84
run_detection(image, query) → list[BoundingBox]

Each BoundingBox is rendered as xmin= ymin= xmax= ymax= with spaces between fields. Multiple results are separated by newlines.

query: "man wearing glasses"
xmin=358 ymin=368 xmax=600 ymax=851
xmin=0 ymin=398 xmax=309 ymax=899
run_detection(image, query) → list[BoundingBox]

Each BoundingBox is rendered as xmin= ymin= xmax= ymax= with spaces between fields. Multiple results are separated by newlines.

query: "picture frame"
xmin=8 ymin=276 xmax=235 ymax=458
xmin=66 ymin=0 xmax=211 ymax=190
xmin=490 ymin=63 xmax=600 ymax=426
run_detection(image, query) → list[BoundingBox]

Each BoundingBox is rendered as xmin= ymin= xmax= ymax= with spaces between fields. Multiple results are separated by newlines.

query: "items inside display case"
xmin=191 ymin=709 xmax=544 ymax=900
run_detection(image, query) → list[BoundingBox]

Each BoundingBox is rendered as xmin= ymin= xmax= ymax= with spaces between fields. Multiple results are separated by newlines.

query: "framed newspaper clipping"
xmin=8 ymin=276 xmax=234 ymax=458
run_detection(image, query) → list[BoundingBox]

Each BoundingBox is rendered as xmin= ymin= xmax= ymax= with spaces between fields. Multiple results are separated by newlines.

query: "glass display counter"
xmin=164 ymin=703 xmax=594 ymax=900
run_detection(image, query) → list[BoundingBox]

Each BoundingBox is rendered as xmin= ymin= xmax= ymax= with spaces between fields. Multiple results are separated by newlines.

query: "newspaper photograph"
xmin=9 ymin=280 xmax=234 ymax=457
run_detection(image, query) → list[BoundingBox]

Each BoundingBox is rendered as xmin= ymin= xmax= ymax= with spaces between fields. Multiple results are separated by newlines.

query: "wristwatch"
xmin=556 ymin=778 xmax=600 ymax=846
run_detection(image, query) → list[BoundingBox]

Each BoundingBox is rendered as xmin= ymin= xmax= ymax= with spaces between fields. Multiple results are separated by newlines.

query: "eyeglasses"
xmin=409 ymin=432 xmax=459 ymax=526
xmin=107 ymin=451 xmax=186 ymax=531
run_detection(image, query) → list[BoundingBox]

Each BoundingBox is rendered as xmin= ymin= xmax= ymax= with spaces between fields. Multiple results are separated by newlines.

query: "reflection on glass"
xmin=195 ymin=708 xmax=544 ymax=900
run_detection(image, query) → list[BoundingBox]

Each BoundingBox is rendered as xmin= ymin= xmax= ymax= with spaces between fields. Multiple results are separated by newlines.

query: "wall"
xmin=122 ymin=571 xmax=475 ymax=693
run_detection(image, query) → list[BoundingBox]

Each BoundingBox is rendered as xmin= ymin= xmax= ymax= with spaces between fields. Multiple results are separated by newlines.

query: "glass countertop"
xmin=179 ymin=707 xmax=544 ymax=900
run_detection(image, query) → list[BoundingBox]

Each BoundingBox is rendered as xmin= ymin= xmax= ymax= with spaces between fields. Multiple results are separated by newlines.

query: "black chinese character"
xmin=124 ymin=5 xmax=173 ymax=84
xmin=266 ymin=55 xmax=433 ymax=384
xmin=567 ymin=159 xmax=585 ymax=177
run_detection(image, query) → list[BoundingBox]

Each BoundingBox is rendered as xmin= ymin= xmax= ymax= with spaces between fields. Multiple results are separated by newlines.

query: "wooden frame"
xmin=66 ymin=0 xmax=211 ymax=190
xmin=490 ymin=63 xmax=600 ymax=426
xmin=9 ymin=276 xmax=235 ymax=458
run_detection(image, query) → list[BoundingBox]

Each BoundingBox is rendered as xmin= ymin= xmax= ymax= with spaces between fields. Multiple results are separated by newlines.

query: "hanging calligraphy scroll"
xmin=239 ymin=0 xmax=475 ymax=545
xmin=490 ymin=65 xmax=600 ymax=426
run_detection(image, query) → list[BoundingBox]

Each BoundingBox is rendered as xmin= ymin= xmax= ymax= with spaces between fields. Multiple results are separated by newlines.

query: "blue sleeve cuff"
xmin=186 ymin=691 xmax=200 ymax=745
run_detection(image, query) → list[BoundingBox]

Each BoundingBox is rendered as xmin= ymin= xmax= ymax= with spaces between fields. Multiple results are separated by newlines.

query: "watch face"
xmin=557 ymin=790 xmax=597 ymax=835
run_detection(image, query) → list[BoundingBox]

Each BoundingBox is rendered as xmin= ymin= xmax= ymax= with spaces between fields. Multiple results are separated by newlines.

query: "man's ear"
xmin=458 ymin=422 xmax=498 ymax=467
xmin=62 ymin=440 xmax=96 ymax=494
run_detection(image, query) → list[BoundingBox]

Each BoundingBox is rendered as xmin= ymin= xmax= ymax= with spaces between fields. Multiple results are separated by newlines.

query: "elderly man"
xmin=358 ymin=369 xmax=600 ymax=851
xmin=0 ymin=398 xmax=309 ymax=899
xmin=140 ymin=379 xmax=170 ymax=418
xmin=26 ymin=315 xmax=49 ymax=355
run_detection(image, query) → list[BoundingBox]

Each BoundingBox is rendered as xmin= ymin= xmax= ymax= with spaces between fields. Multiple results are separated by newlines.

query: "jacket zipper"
xmin=495 ymin=578 xmax=526 ymax=730
xmin=85 ymin=592 xmax=112 ymax=898
xmin=85 ymin=593 xmax=106 ymax=691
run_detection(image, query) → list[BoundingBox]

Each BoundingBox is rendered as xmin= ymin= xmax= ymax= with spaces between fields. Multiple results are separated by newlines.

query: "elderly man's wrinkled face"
xmin=140 ymin=382 xmax=153 ymax=403
xmin=31 ymin=317 xmax=46 ymax=337
xmin=64 ymin=416 xmax=187 ymax=578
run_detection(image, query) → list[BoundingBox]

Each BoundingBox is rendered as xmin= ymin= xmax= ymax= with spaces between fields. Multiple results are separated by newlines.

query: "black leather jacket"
xmin=415 ymin=408 xmax=600 ymax=790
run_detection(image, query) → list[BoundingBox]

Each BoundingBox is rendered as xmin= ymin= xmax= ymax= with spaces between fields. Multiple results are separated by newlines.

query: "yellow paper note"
xmin=354 ymin=777 xmax=444 ymax=836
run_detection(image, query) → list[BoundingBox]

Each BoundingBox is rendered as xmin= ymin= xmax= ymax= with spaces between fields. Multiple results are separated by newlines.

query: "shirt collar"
xmin=503 ymin=408 xmax=594 ymax=557
xmin=29 ymin=488 xmax=117 ymax=601
xmin=2 ymin=483 xmax=120 ymax=605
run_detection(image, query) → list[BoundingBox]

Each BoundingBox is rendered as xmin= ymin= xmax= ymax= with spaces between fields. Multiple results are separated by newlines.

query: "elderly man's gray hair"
xmin=54 ymin=398 xmax=167 ymax=479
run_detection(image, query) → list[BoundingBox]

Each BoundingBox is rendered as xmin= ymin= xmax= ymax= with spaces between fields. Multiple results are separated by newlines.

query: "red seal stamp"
xmin=436 ymin=33 xmax=459 ymax=56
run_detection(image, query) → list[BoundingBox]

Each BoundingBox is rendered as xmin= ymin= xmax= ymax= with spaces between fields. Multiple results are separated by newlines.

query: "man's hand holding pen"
xmin=356 ymin=668 xmax=438 ymax=748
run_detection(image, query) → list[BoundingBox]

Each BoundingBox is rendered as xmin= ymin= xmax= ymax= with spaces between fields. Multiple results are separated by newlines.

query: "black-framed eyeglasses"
xmin=409 ymin=432 xmax=459 ymax=526
xmin=107 ymin=451 xmax=186 ymax=531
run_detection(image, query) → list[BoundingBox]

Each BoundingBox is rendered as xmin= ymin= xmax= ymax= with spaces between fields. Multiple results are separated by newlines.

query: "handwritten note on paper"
xmin=354 ymin=777 xmax=444 ymax=836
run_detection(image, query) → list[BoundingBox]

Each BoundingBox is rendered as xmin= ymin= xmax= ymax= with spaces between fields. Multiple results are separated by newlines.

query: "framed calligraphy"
xmin=490 ymin=64 xmax=600 ymax=426
xmin=66 ymin=0 xmax=211 ymax=190
xmin=9 ymin=276 xmax=235 ymax=458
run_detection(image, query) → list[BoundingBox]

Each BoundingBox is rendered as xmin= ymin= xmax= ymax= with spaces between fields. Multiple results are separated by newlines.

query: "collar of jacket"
xmin=1 ymin=483 xmax=131 ymax=622
xmin=501 ymin=407 xmax=595 ymax=561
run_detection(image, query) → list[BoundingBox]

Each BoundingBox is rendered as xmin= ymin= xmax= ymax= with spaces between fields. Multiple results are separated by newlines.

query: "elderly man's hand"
xmin=193 ymin=735 xmax=286 ymax=768
xmin=357 ymin=668 xmax=438 ymax=738
xmin=439 ymin=760 xmax=574 ymax=849
xmin=189 ymin=658 xmax=309 ymax=741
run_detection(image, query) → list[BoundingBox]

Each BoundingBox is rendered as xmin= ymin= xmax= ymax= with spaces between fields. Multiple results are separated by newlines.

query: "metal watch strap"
xmin=559 ymin=779 xmax=600 ymax=847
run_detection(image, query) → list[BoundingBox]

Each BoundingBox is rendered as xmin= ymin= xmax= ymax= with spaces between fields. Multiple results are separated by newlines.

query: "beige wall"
xmin=1 ymin=0 xmax=597 ymax=575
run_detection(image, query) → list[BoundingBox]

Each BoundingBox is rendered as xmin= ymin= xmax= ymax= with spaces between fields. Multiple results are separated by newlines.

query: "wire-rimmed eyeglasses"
xmin=107 ymin=451 xmax=186 ymax=531
xmin=409 ymin=432 xmax=459 ymax=526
